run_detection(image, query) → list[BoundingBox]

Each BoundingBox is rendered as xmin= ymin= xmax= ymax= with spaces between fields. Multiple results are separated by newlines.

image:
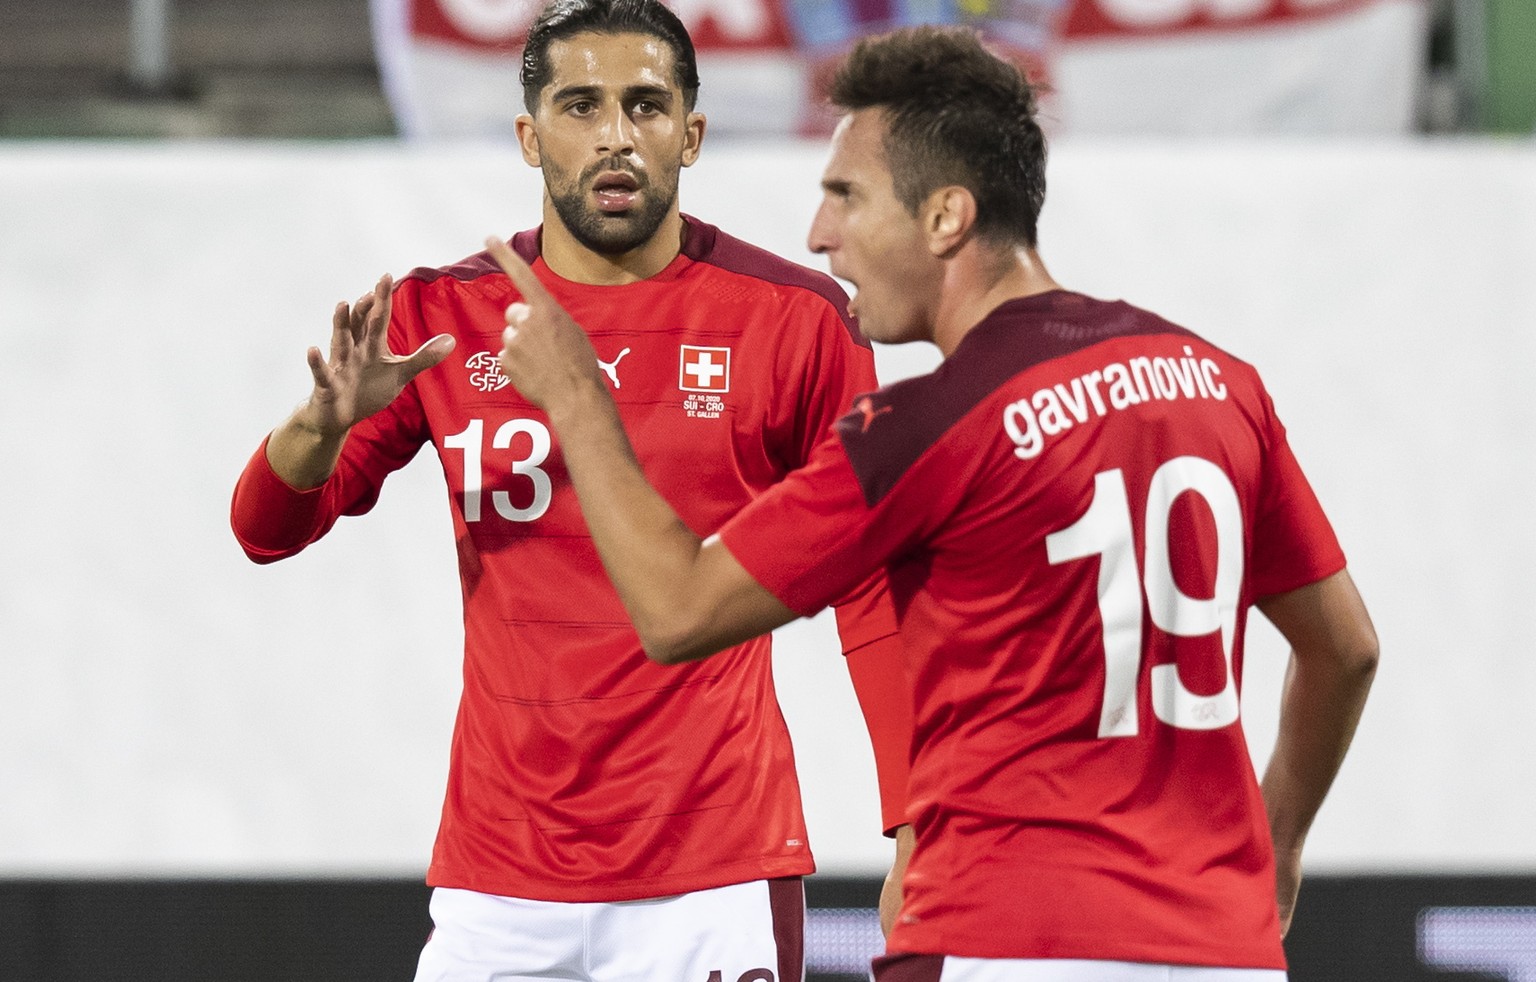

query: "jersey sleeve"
xmin=230 ymin=280 xmax=434 ymax=562
xmin=1246 ymin=388 xmax=1347 ymax=598
xmin=841 ymin=612 xmax=914 ymax=834
xmin=230 ymin=436 xmax=346 ymax=562
xmin=718 ymin=428 xmax=883 ymax=611
xmin=766 ymin=290 xmax=914 ymax=833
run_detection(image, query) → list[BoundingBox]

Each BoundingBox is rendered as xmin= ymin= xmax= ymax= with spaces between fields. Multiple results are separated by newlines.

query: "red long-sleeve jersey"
xmin=233 ymin=217 xmax=911 ymax=901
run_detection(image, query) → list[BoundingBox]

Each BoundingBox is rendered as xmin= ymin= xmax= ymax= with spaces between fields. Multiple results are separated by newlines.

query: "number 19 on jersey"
xmin=1047 ymin=456 xmax=1244 ymax=738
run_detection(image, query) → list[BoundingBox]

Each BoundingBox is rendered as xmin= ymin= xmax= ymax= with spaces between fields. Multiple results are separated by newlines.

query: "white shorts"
xmin=873 ymin=954 xmax=1287 ymax=982
xmin=413 ymin=879 xmax=805 ymax=982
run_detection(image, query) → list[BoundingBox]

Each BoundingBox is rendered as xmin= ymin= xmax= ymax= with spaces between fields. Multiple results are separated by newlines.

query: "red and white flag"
xmin=368 ymin=0 xmax=1427 ymax=137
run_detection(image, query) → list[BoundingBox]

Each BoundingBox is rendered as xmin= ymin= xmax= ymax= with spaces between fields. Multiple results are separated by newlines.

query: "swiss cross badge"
xmin=678 ymin=345 xmax=731 ymax=393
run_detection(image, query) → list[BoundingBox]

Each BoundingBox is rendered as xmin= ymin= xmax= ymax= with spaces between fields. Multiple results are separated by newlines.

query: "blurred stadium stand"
xmin=0 ymin=0 xmax=1532 ymax=139
xmin=0 ymin=0 xmax=395 ymax=137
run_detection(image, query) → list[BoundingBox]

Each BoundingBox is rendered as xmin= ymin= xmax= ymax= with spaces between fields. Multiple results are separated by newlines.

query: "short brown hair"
xmin=830 ymin=26 xmax=1046 ymax=248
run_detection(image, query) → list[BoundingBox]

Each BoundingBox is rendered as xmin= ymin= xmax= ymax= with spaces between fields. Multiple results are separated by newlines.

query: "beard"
xmin=545 ymin=158 xmax=678 ymax=256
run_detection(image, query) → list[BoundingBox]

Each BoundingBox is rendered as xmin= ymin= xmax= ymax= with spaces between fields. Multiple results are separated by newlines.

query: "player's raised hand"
xmin=300 ymin=274 xmax=456 ymax=435
xmin=485 ymin=236 xmax=604 ymax=416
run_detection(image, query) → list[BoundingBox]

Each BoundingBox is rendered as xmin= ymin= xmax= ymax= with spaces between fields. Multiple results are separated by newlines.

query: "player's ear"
xmin=924 ymin=186 xmax=977 ymax=258
xmin=516 ymin=114 xmax=541 ymax=168
xmin=681 ymin=111 xmax=707 ymax=167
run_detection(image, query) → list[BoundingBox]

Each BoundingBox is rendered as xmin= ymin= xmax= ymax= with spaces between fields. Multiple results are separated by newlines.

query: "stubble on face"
xmin=524 ymin=32 xmax=698 ymax=272
xmin=544 ymin=154 xmax=678 ymax=255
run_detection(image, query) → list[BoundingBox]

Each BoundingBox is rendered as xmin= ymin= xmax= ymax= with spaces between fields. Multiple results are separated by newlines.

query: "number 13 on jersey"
xmin=1047 ymin=456 xmax=1244 ymax=738
xmin=443 ymin=418 xmax=554 ymax=523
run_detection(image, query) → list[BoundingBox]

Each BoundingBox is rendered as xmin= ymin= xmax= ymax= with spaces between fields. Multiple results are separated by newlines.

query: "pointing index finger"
xmin=485 ymin=235 xmax=553 ymax=307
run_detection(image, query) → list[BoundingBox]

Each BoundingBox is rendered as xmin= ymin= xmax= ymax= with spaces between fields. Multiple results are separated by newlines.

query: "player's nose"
xmin=807 ymin=200 xmax=836 ymax=255
xmin=594 ymin=105 xmax=637 ymax=156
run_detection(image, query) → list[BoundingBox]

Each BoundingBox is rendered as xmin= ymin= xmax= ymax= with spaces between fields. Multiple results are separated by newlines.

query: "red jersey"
xmin=231 ymin=217 xmax=910 ymax=901
xmin=720 ymin=291 xmax=1346 ymax=968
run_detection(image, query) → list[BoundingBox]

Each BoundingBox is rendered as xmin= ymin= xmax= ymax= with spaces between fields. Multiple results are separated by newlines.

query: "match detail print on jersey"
xmin=680 ymin=344 xmax=732 ymax=419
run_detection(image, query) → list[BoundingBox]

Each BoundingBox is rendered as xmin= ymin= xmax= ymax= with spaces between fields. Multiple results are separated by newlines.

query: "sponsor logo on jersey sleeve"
xmin=854 ymin=395 xmax=893 ymax=433
xmin=465 ymin=351 xmax=511 ymax=393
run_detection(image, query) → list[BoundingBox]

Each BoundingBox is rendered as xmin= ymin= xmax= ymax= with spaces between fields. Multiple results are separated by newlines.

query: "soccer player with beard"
xmin=230 ymin=2 xmax=913 ymax=979
xmin=489 ymin=24 xmax=1379 ymax=982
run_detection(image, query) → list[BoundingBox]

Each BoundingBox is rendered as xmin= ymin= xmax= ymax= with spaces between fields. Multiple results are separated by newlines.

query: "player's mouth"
xmin=840 ymin=274 xmax=861 ymax=319
xmin=592 ymin=171 xmax=641 ymax=213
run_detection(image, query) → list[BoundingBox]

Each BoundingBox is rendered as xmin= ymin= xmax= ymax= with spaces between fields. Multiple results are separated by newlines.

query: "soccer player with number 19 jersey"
xmin=724 ymin=293 xmax=1331 ymax=972
xmin=489 ymin=25 xmax=1379 ymax=982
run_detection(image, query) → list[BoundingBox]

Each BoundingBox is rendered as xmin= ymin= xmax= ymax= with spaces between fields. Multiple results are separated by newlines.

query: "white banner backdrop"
xmin=1053 ymin=0 xmax=1427 ymax=134
xmin=1 ymin=137 xmax=1534 ymax=876
xmin=370 ymin=0 xmax=1428 ymax=138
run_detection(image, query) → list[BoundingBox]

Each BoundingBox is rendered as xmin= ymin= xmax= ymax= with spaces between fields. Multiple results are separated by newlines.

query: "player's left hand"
xmin=880 ymin=824 xmax=914 ymax=937
xmin=485 ymin=235 xmax=604 ymax=416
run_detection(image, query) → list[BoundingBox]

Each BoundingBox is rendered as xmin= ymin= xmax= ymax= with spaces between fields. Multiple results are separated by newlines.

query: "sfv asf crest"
xmin=466 ymin=351 xmax=510 ymax=393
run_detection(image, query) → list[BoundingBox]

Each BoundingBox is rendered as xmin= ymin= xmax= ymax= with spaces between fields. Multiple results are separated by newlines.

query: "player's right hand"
xmin=484 ymin=236 xmax=604 ymax=419
xmin=299 ymin=274 xmax=456 ymax=435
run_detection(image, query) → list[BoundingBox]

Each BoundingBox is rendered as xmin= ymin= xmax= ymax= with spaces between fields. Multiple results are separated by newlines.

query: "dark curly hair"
xmin=521 ymin=0 xmax=700 ymax=113
xmin=830 ymin=26 xmax=1046 ymax=248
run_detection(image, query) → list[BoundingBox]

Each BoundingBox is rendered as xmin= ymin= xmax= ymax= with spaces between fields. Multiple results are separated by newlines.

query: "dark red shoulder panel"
xmin=400 ymin=227 xmax=542 ymax=285
xmin=837 ymin=293 xmax=1195 ymax=506
xmin=681 ymin=215 xmax=866 ymax=348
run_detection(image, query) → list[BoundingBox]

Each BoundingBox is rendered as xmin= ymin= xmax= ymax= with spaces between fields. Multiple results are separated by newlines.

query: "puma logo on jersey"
xmin=597 ymin=347 xmax=632 ymax=389
xmin=854 ymin=395 xmax=893 ymax=433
